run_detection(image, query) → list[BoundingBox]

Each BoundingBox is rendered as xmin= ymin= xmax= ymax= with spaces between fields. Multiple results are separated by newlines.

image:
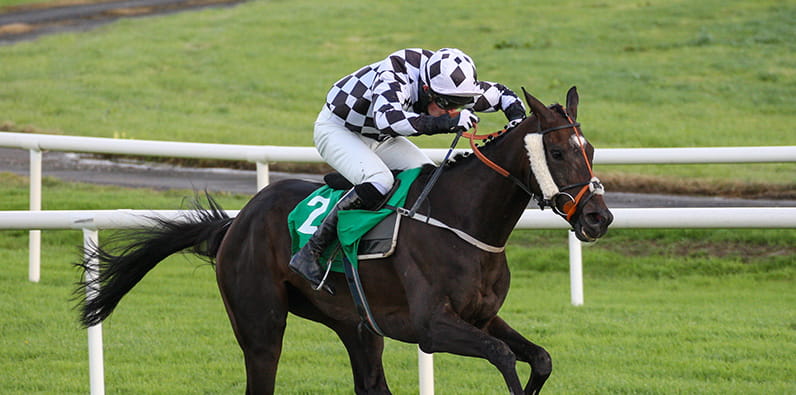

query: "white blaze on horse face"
xmin=524 ymin=133 xmax=559 ymax=200
xmin=570 ymin=134 xmax=587 ymax=149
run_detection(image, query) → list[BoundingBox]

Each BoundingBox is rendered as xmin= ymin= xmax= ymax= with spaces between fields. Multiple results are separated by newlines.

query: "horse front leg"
xmin=419 ymin=306 xmax=524 ymax=394
xmin=484 ymin=315 xmax=552 ymax=395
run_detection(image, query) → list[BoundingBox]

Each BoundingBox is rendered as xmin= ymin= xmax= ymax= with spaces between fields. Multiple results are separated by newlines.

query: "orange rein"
xmin=463 ymin=113 xmax=597 ymax=222
xmin=461 ymin=125 xmax=511 ymax=177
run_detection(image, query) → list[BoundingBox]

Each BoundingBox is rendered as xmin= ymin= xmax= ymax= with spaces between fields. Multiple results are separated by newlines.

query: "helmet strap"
xmin=414 ymin=85 xmax=433 ymax=114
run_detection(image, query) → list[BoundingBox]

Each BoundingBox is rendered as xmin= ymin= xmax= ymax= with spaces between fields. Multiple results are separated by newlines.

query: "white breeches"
xmin=314 ymin=107 xmax=434 ymax=193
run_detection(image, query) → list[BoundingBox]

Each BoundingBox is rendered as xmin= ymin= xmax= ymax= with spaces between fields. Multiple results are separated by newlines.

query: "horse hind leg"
xmin=220 ymin=286 xmax=288 ymax=394
xmin=485 ymin=315 xmax=552 ymax=395
xmin=217 ymin=258 xmax=288 ymax=394
xmin=335 ymin=323 xmax=391 ymax=394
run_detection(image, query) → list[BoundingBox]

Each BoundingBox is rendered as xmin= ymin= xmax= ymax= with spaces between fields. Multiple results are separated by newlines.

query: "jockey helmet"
xmin=424 ymin=48 xmax=483 ymax=101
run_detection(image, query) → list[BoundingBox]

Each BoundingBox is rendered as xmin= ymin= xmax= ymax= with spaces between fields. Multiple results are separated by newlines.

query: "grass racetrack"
xmin=0 ymin=175 xmax=793 ymax=393
xmin=0 ymin=0 xmax=794 ymax=393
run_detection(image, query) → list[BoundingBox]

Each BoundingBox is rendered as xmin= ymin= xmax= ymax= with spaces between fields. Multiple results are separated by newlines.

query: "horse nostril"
xmin=585 ymin=212 xmax=607 ymax=227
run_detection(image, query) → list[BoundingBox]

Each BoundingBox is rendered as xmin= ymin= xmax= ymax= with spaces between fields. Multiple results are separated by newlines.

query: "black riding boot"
xmin=289 ymin=183 xmax=384 ymax=295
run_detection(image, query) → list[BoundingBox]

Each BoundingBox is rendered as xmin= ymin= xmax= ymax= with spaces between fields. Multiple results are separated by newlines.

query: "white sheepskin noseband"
xmin=524 ymin=133 xmax=559 ymax=200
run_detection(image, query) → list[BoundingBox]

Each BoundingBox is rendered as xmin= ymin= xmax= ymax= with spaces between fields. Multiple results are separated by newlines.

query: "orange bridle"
xmin=463 ymin=115 xmax=603 ymax=222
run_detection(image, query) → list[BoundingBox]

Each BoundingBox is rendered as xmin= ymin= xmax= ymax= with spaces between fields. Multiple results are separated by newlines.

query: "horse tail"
xmin=75 ymin=194 xmax=233 ymax=328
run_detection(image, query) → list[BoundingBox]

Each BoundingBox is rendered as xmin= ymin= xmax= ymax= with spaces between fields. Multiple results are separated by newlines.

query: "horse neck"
xmin=428 ymin=124 xmax=537 ymax=247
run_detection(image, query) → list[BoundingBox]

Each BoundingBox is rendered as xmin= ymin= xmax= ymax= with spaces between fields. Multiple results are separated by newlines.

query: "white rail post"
xmin=29 ymin=149 xmax=42 ymax=282
xmin=568 ymin=231 xmax=583 ymax=306
xmin=256 ymin=161 xmax=270 ymax=191
xmin=82 ymin=228 xmax=105 ymax=395
xmin=418 ymin=348 xmax=434 ymax=395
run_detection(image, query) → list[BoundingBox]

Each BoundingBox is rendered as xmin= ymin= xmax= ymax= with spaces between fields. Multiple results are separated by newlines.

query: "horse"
xmin=77 ymin=86 xmax=613 ymax=394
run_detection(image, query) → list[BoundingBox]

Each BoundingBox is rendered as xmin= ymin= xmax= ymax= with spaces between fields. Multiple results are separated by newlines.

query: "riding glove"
xmin=415 ymin=110 xmax=479 ymax=135
xmin=454 ymin=109 xmax=479 ymax=132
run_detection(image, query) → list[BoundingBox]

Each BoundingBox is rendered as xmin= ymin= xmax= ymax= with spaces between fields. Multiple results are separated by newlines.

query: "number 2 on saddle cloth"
xmin=287 ymin=167 xmax=422 ymax=272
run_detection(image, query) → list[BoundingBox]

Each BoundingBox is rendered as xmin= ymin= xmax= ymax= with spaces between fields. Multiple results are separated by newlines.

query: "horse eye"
xmin=550 ymin=149 xmax=564 ymax=160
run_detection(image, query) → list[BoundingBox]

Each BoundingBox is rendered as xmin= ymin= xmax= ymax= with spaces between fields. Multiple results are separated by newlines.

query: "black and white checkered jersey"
xmin=324 ymin=48 xmax=526 ymax=140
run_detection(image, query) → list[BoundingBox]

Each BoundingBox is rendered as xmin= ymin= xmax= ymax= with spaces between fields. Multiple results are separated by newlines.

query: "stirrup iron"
xmin=315 ymin=249 xmax=337 ymax=292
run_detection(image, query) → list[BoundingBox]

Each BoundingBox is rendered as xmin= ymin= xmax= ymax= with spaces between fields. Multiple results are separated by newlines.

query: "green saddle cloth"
xmin=287 ymin=167 xmax=421 ymax=272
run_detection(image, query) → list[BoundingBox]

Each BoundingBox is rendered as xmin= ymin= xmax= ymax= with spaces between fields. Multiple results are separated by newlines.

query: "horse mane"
xmin=548 ymin=103 xmax=569 ymax=119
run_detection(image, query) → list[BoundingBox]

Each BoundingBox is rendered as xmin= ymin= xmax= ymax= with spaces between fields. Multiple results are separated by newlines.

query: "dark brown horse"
xmin=77 ymin=87 xmax=612 ymax=394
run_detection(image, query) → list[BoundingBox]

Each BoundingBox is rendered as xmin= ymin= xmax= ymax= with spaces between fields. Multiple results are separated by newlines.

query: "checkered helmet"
xmin=424 ymin=48 xmax=483 ymax=97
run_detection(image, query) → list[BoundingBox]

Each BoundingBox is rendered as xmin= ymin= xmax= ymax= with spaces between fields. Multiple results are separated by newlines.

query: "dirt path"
xmin=2 ymin=147 xmax=794 ymax=208
xmin=0 ymin=0 xmax=245 ymax=43
xmin=0 ymin=147 xmax=322 ymax=195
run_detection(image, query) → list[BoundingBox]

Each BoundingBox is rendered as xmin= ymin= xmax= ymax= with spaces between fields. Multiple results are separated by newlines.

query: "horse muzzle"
xmin=572 ymin=197 xmax=613 ymax=242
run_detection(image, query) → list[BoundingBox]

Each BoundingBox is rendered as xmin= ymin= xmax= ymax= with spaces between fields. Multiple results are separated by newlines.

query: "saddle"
xmin=287 ymin=167 xmax=422 ymax=272
xmin=321 ymin=171 xmax=403 ymax=259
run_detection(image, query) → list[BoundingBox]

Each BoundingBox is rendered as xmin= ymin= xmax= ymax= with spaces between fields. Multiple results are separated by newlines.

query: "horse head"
xmin=521 ymin=86 xmax=613 ymax=242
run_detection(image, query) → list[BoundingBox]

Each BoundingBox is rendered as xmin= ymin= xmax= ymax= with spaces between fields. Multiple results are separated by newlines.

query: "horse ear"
xmin=521 ymin=87 xmax=552 ymax=122
xmin=565 ymin=86 xmax=579 ymax=121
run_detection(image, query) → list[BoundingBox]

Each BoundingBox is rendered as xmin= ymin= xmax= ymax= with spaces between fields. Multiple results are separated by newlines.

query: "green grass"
xmin=1 ymin=0 xmax=795 ymax=392
xmin=0 ymin=173 xmax=793 ymax=393
xmin=1 ymin=0 xmax=794 ymax=186
xmin=3 ymin=254 xmax=794 ymax=394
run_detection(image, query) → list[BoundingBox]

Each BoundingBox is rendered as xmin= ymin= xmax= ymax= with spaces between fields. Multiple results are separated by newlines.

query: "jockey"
xmin=289 ymin=48 xmax=527 ymax=293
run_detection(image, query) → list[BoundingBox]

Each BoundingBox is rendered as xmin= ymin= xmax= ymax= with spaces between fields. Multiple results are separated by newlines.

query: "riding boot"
xmin=289 ymin=183 xmax=385 ymax=295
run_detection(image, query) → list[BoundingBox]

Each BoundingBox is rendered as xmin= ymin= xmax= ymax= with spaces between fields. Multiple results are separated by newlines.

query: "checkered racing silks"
xmin=324 ymin=48 xmax=526 ymax=141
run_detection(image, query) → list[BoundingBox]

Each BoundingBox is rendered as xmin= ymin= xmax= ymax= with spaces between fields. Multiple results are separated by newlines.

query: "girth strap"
xmin=341 ymin=253 xmax=385 ymax=336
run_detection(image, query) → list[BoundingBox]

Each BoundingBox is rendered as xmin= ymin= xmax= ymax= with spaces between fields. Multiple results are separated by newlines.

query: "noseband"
xmin=463 ymin=113 xmax=604 ymax=222
xmin=535 ymin=115 xmax=605 ymax=221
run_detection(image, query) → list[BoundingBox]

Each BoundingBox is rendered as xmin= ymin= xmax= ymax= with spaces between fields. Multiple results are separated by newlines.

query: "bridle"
xmin=463 ymin=112 xmax=604 ymax=222
xmin=397 ymin=109 xmax=604 ymax=254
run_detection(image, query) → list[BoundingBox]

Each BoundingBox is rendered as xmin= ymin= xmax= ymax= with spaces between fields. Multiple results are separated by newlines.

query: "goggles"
xmin=430 ymin=92 xmax=473 ymax=110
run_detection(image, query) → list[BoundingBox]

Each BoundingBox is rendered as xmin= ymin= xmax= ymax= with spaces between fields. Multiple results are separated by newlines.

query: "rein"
xmin=464 ymin=115 xmax=604 ymax=222
xmin=397 ymin=125 xmax=507 ymax=254
xmin=462 ymin=126 xmax=535 ymax=197
xmin=396 ymin=112 xmax=603 ymax=252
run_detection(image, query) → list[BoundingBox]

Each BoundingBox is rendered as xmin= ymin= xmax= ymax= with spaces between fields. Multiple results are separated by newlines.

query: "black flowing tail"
xmin=75 ymin=195 xmax=233 ymax=328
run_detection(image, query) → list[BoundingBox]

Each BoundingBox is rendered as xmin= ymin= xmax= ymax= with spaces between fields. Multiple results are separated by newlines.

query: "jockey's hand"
xmin=418 ymin=110 xmax=479 ymax=135
xmin=452 ymin=109 xmax=479 ymax=132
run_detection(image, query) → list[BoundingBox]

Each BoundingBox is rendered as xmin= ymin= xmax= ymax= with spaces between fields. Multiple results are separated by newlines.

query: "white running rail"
xmin=1 ymin=132 xmax=794 ymax=283
xmin=1 ymin=132 xmax=795 ymax=395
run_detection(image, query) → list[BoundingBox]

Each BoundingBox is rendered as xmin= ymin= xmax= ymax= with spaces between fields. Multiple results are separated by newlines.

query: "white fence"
xmin=1 ymin=132 xmax=795 ymax=394
xmin=3 ymin=131 xmax=794 ymax=283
